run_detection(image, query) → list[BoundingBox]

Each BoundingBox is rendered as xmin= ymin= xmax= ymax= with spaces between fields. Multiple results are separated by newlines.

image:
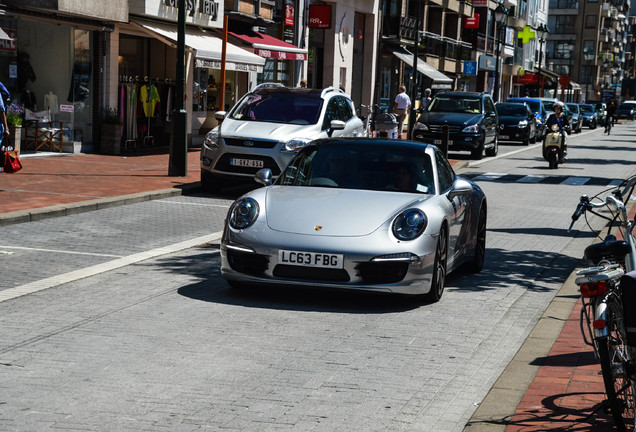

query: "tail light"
xmin=580 ymin=280 xmax=608 ymax=297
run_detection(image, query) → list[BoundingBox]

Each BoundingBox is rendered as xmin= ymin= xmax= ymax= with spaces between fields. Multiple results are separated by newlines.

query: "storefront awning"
xmin=229 ymin=30 xmax=307 ymax=61
xmin=133 ymin=20 xmax=265 ymax=73
xmin=539 ymin=67 xmax=559 ymax=80
xmin=0 ymin=28 xmax=12 ymax=41
xmin=388 ymin=47 xmax=453 ymax=89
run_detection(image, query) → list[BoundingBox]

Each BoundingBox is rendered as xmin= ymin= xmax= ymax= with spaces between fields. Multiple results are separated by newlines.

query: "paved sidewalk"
xmin=0 ymin=146 xmax=615 ymax=431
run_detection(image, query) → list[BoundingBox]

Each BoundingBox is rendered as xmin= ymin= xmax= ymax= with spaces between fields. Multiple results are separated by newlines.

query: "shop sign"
xmin=60 ymin=104 xmax=74 ymax=113
xmin=309 ymin=5 xmax=331 ymax=29
xmin=465 ymin=14 xmax=479 ymax=29
xmin=473 ymin=0 xmax=488 ymax=7
xmin=0 ymin=28 xmax=16 ymax=52
xmin=478 ymin=55 xmax=496 ymax=71
xmin=195 ymin=58 xmax=262 ymax=72
xmin=513 ymin=73 xmax=538 ymax=84
xmin=255 ymin=49 xmax=307 ymax=61
xmin=164 ymin=0 xmax=219 ymax=20
xmin=463 ymin=61 xmax=477 ymax=75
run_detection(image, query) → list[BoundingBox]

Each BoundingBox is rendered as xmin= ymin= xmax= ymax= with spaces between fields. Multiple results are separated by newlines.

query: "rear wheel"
xmin=425 ymin=227 xmax=448 ymax=303
xmin=463 ymin=205 xmax=486 ymax=273
xmin=548 ymin=152 xmax=558 ymax=169
xmin=597 ymin=294 xmax=635 ymax=432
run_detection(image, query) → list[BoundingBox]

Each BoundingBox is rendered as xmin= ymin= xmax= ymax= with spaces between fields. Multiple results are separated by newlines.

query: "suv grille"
xmin=428 ymin=124 xmax=463 ymax=134
xmin=223 ymin=137 xmax=279 ymax=149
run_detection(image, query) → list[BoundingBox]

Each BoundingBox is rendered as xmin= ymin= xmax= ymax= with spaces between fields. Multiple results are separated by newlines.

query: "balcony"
xmin=552 ymin=25 xmax=577 ymax=35
xmin=548 ymin=0 xmax=578 ymax=8
xmin=382 ymin=14 xmax=419 ymax=40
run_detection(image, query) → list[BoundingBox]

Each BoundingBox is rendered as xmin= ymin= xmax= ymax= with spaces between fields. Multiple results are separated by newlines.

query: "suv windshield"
xmin=496 ymin=104 xmax=527 ymax=116
xmin=580 ymin=104 xmax=594 ymax=113
xmin=566 ymin=104 xmax=579 ymax=113
xmin=428 ymin=96 xmax=482 ymax=114
xmin=542 ymin=100 xmax=557 ymax=111
xmin=230 ymin=92 xmax=324 ymax=125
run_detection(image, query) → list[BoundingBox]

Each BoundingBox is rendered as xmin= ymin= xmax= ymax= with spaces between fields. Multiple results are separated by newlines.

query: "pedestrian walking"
xmin=0 ymin=82 xmax=10 ymax=174
xmin=393 ymin=85 xmax=411 ymax=139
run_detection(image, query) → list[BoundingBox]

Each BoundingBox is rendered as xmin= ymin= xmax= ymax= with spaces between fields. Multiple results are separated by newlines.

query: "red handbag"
xmin=3 ymin=150 xmax=22 ymax=173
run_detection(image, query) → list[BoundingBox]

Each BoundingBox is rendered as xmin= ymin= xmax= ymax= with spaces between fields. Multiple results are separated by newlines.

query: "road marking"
xmin=155 ymin=200 xmax=231 ymax=208
xmin=0 ymin=246 xmax=123 ymax=258
xmin=562 ymin=177 xmax=591 ymax=186
xmin=0 ymin=231 xmax=223 ymax=303
xmin=518 ymin=175 xmax=545 ymax=183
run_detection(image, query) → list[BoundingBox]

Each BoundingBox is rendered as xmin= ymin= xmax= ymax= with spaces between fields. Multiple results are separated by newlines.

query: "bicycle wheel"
xmin=597 ymin=293 xmax=636 ymax=431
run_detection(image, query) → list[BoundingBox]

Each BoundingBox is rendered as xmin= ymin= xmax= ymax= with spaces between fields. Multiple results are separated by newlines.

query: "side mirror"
xmin=214 ymin=111 xmax=227 ymax=122
xmin=327 ymin=120 xmax=346 ymax=137
xmin=447 ymin=178 xmax=473 ymax=200
xmin=255 ymin=168 xmax=273 ymax=186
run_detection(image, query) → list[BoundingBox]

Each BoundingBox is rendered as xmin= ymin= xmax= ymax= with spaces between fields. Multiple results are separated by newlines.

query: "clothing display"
xmin=44 ymin=92 xmax=59 ymax=117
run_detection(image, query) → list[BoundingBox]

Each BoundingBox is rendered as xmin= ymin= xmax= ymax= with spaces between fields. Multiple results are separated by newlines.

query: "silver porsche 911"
xmin=220 ymin=138 xmax=487 ymax=302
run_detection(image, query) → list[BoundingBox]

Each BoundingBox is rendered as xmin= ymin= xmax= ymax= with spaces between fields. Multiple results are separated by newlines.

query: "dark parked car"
xmin=506 ymin=97 xmax=548 ymax=139
xmin=495 ymin=102 xmax=537 ymax=145
xmin=565 ymin=103 xmax=583 ymax=133
xmin=413 ymin=91 xmax=498 ymax=160
xmin=579 ymin=103 xmax=598 ymax=129
xmin=588 ymin=101 xmax=607 ymax=126
xmin=616 ymin=102 xmax=636 ymax=120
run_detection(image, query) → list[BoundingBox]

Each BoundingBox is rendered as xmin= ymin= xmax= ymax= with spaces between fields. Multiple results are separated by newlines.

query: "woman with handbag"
xmin=0 ymin=81 xmax=19 ymax=174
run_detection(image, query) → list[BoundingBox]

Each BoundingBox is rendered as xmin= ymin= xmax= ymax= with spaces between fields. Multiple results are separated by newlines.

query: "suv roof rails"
xmin=320 ymin=86 xmax=346 ymax=98
xmin=252 ymin=83 xmax=286 ymax=92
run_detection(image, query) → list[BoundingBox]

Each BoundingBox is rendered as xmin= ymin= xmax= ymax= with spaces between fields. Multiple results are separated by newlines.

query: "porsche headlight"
xmin=204 ymin=129 xmax=219 ymax=149
xmin=462 ymin=124 xmax=479 ymax=133
xmin=229 ymin=198 xmax=259 ymax=230
xmin=413 ymin=122 xmax=429 ymax=131
xmin=518 ymin=120 xmax=528 ymax=128
xmin=282 ymin=138 xmax=312 ymax=152
xmin=392 ymin=209 xmax=428 ymax=241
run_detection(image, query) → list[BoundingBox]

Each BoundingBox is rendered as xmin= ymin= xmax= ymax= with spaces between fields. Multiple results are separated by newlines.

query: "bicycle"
xmin=570 ymin=175 xmax=636 ymax=430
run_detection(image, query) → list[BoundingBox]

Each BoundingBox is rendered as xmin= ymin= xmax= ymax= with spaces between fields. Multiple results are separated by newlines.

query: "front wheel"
xmin=425 ymin=227 xmax=448 ymax=303
xmin=485 ymin=134 xmax=498 ymax=157
xmin=597 ymin=294 xmax=635 ymax=432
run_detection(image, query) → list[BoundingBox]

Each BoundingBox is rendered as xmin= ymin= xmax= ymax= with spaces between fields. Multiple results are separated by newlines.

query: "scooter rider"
xmin=545 ymin=101 xmax=569 ymax=159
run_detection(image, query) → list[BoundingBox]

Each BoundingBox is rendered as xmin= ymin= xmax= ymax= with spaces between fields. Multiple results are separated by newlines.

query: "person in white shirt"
xmin=393 ymin=85 xmax=411 ymax=139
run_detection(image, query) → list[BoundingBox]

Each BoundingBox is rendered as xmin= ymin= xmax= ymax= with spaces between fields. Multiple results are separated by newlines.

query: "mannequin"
xmin=44 ymin=91 xmax=59 ymax=118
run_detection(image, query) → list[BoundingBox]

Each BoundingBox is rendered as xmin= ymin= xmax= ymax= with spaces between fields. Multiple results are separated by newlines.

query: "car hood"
xmin=419 ymin=112 xmax=482 ymax=125
xmin=264 ymin=186 xmax=432 ymax=236
xmin=221 ymin=118 xmax=321 ymax=141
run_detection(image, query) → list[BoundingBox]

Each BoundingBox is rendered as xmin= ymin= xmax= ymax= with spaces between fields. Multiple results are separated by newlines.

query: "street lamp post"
xmin=536 ymin=24 xmax=550 ymax=98
xmin=584 ymin=48 xmax=595 ymax=102
xmin=493 ymin=4 xmax=509 ymax=102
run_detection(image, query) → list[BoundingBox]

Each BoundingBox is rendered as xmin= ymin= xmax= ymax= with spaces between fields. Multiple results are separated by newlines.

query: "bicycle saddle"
xmin=585 ymin=238 xmax=631 ymax=264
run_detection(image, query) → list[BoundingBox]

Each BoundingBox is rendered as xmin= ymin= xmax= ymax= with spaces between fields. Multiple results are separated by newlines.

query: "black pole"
xmin=494 ymin=22 xmax=501 ymax=102
xmin=538 ymin=38 xmax=544 ymax=98
xmin=407 ymin=0 xmax=422 ymax=139
xmin=169 ymin=0 xmax=188 ymax=176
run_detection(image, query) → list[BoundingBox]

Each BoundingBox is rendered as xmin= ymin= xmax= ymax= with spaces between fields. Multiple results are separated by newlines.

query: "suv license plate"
xmin=434 ymin=139 xmax=453 ymax=145
xmin=278 ymin=250 xmax=344 ymax=269
xmin=230 ymin=158 xmax=264 ymax=168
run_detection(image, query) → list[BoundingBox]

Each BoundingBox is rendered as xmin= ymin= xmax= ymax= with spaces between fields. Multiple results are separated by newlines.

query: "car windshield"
xmin=229 ymin=92 xmax=323 ymax=125
xmin=428 ymin=96 xmax=482 ymax=113
xmin=580 ymin=105 xmax=594 ymax=113
xmin=508 ymin=99 xmax=540 ymax=114
xmin=618 ymin=103 xmax=634 ymax=110
xmin=276 ymin=141 xmax=436 ymax=194
xmin=542 ymin=100 xmax=557 ymax=111
xmin=496 ymin=104 xmax=527 ymax=116
xmin=566 ymin=104 xmax=579 ymax=113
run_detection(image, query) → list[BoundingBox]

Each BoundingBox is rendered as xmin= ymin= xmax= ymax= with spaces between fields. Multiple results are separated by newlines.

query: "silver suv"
xmin=200 ymin=84 xmax=364 ymax=191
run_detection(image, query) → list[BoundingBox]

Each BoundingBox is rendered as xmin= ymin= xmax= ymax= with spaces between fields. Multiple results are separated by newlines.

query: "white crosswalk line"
xmin=561 ymin=177 xmax=591 ymax=185
xmin=518 ymin=175 xmax=546 ymax=183
xmin=473 ymin=173 xmax=506 ymax=181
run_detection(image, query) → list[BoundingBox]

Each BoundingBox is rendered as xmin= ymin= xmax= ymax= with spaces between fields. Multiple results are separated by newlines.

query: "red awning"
xmin=229 ymin=30 xmax=308 ymax=61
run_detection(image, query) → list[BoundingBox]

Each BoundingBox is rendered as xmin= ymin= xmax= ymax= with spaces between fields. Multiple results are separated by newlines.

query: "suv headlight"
xmin=413 ymin=122 xmax=429 ymax=131
xmin=462 ymin=124 xmax=479 ymax=133
xmin=282 ymin=138 xmax=312 ymax=153
xmin=204 ymin=128 xmax=219 ymax=149
xmin=518 ymin=120 xmax=528 ymax=128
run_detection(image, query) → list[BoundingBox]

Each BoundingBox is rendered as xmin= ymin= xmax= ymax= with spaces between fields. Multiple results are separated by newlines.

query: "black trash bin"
xmin=375 ymin=113 xmax=398 ymax=138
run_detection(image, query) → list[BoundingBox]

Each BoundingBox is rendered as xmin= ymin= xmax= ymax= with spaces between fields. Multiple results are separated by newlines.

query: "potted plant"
xmin=6 ymin=104 xmax=24 ymax=153
xmin=100 ymin=107 xmax=122 ymax=155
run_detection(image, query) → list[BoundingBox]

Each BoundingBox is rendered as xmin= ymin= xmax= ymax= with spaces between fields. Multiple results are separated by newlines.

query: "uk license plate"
xmin=434 ymin=139 xmax=453 ymax=145
xmin=230 ymin=158 xmax=264 ymax=168
xmin=278 ymin=250 xmax=344 ymax=269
